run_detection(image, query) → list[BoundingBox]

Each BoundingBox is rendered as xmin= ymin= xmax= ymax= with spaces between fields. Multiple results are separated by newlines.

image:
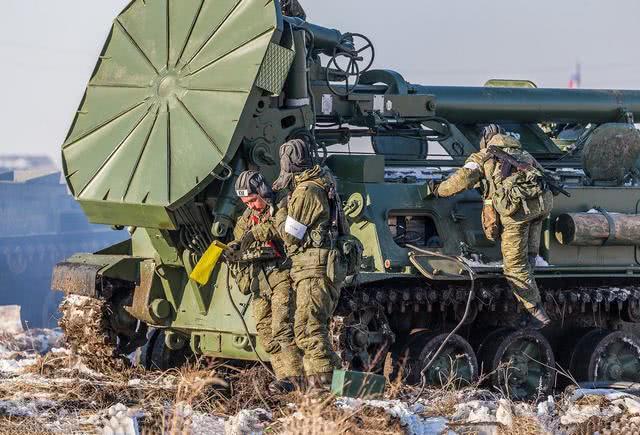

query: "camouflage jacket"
xmin=438 ymin=137 xmax=552 ymax=221
xmin=283 ymin=165 xmax=337 ymax=281
xmin=231 ymin=195 xmax=290 ymax=295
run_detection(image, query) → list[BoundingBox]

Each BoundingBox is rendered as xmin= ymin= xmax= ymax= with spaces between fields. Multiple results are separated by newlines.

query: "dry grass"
xmin=0 ymin=333 xmax=19 ymax=353
xmin=574 ymin=394 xmax=608 ymax=408
xmin=221 ymin=365 xmax=281 ymax=414
xmin=499 ymin=415 xmax=544 ymax=435
xmin=568 ymin=414 xmax=633 ymax=435
xmin=0 ymin=417 xmax=54 ymax=435
xmin=0 ymin=340 xmax=568 ymax=435
xmin=0 ymin=351 xmax=232 ymax=433
xmin=275 ymin=396 xmax=404 ymax=435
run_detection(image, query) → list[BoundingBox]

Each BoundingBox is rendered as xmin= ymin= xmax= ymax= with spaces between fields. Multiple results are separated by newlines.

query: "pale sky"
xmin=2 ymin=0 xmax=640 ymax=163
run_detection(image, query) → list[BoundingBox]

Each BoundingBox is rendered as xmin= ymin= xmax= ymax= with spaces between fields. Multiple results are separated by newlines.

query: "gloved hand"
xmin=225 ymin=241 xmax=242 ymax=262
xmin=240 ymin=230 xmax=256 ymax=251
xmin=427 ymin=180 xmax=440 ymax=197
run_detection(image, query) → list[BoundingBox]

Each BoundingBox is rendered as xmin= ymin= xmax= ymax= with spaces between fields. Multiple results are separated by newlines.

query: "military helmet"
xmin=480 ymin=124 xmax=506 ymax=149
xmin=273 ymin=137 xmax=313 ymax=191
xmin=487 ymin=133 xmax=522 ymax=149
xmin=235 ymin=170 xmax=275 ymax=203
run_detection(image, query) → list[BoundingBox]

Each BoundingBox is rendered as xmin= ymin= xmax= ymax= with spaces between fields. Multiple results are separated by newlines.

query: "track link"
xmin=344 ymin=280 xmax=640 ymax=329
xmin=335 ymin=278 xmax=640 ymax=397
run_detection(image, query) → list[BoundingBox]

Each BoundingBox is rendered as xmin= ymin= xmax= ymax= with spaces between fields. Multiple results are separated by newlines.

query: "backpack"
xmin=488 ymin=147 xmax=547 ymax=217
xmin=318 ymin=174 xmax=363 ymax=288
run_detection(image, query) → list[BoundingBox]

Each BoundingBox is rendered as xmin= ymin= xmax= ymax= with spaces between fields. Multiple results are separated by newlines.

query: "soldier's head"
xmin=272 ymin=137 xmax=313 ymax=191
xmin=235 ymin=171 xmax=274 ymax=212
xmin=480 ymin=124 xmax=506 ymax=149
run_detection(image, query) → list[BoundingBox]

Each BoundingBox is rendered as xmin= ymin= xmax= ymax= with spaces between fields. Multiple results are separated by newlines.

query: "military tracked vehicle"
xmin=53 ymin=0 xmax=640 ymax=399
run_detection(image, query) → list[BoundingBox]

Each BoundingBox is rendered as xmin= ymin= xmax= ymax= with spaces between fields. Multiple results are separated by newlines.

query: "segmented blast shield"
xmin=62 ymin=0 xmax=290 ymax=229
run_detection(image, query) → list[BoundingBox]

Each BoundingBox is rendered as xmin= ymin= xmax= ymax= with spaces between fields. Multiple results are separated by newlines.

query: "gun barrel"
xmin=410 ymin=85 xmax=640 ymax=123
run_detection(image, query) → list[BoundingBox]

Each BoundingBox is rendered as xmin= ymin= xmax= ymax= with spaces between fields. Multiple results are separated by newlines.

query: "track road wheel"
xmin=569 ymin=329 xmax=640 ymax=384
xmin=406 ymin=331 xmax=478 ymax=387
xmin=132 ymin=329 xmax=191 ymax=371
xmin=332 ymin=307 xmax=394 ymax=374
xmin=478 ymin=329 xmax=555 ymax=400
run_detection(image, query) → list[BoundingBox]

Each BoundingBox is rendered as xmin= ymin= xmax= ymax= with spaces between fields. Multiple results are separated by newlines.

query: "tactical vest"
xmin=301 ymin=177 xmax=363 ymax=286
xmin=296 ymin=179 xmax=338 ymax=251
xmin=232 ymin=207 xmax=288 ymax=296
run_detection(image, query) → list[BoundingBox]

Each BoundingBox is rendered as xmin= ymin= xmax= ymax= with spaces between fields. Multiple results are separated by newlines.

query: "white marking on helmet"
xmin=285 ymin=216 xmax=307 ymax=240
xmin=236 ymin=189 xmax=250 ymax=197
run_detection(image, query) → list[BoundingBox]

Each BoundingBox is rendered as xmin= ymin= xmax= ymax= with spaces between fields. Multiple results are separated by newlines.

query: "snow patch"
xmin=0 ymin=398 xmax=58 ymax=417
xmin=191 ymin=412 xmax=226 ymax=435
xmin=495 ymin=399 xmax=513 ymax=427
xmin=95 ymin=403 xmax=142 ymax=435
xmin=0 ymin=355 xmax=37 ymax=374
xmin=561 ymin=390 xmax=640 ymax=425
xmin=224 ymin=408 xmax=272 ymax=435
xmin=337 ymin=398 xmax=449 ymax=435
xmin=0 ymin=305 xmax=23 ymax=333
xmin=534 ymin=255 xmax=549 ymax=267
xmin=461 ymin=255 xmax=503 ymax=268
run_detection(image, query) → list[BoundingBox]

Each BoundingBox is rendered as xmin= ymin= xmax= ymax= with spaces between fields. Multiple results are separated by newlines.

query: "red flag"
xmin=568 ymin=63 xmax=581 ymax=89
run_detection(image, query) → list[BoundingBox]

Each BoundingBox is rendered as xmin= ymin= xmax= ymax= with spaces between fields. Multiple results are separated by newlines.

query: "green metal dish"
xmin=62 ymin=0 xmax=281 ymax=228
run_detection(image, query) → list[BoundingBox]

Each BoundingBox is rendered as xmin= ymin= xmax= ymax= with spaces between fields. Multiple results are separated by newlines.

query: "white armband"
xmin=285 ymin=216 xmax=307 ymax=240
xmin=463 ymin=161 xmax=481 ymax=171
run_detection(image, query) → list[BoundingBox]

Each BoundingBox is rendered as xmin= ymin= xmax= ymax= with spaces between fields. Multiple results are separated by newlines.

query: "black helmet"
xmin=235 ymin=171 xmax=275 ymax=204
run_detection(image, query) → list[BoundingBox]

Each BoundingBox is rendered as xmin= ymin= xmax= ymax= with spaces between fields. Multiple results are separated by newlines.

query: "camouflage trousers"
xmin=293 ymin=276 xmax=342 ymax=376
xmin=253 ymin=280 xmax=303 ymax=379
xmin=500 ymin=213 xmax=547 ymax=310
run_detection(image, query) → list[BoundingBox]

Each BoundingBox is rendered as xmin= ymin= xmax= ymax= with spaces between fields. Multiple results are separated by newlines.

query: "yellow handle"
xmin=189 ymin=240 xmax=230 ymax=285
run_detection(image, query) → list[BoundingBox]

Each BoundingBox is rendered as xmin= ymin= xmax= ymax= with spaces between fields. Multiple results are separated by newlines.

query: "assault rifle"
xmin=487 ymin=146 xmax=571 ymax=197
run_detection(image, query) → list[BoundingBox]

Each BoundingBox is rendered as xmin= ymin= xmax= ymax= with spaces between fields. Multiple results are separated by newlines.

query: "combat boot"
xmin=306 ymin=372 xmax=333 ymax=393
xmin=525 ymin=304 xmax=551 ymax=329
xmin=268 ymin=377 xmax=297 ymax=394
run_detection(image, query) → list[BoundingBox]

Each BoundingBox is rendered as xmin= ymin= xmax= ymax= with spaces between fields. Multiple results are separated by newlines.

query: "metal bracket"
xmin=595 ymin=207 xmax=616 ymax=246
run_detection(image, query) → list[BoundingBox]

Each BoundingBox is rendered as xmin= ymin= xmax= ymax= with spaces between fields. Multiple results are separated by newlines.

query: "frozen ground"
xmin=2 ymin=323 xmax=640 ymax=433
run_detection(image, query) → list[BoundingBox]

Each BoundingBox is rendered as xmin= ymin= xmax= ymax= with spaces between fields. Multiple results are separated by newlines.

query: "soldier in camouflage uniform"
xmin=433 ymin=125 xmax=553 ymax=328
xmin=230 ymin=171 xmax=303 ymax=392
xmin=273 ymin=137 xmax=342 ymax=390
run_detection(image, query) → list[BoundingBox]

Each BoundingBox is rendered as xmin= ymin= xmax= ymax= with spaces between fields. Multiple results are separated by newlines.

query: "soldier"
xmin=273 ymin=137 xmax=342 ymax=390
xmin=432 ymin=125 xmax=553 ymax=328
xmin=280 ymin=0 xmax=306 ymax=20
xmin=230 ymin=170 xmax=303 ymax=393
